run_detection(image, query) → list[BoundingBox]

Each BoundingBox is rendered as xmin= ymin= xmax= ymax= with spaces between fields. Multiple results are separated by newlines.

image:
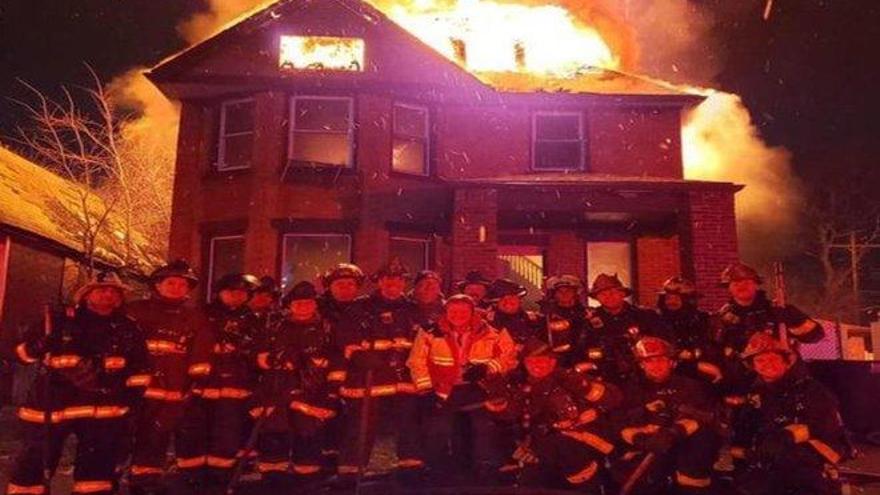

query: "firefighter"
xmin=248 ymin=276 xmax=281 ymax=329
xmin=485 ymin=338 xmax=621 ymax=491
xmin=657 ymin=277 xmax=723 ymax=387
xmin=183 ymin=273 xmax=261 ymax=487
xmin=715 ymin=262 xmax=823 ymax=397
xmin=407 ymin=294 xmax=517 ymax=486
xmin=332 ymin=259 xmax=425 ymax=485
xmin=411 ymin=270 xmax=445 ymax=327
xmin=732 ymin=333 xmax=846 ymax=495
xmin=250 ymin=281 xmax=338 ymax=488
xmin=455 ymin=270 xmax=493 ymax=310
xmin=485 ymin=278 xmax=541 ymax=347
xmin=5 ymin=272 xmax=149 ymax=495
xmin=616 ymin=336 xmax=721 ymax=495
xmin=539 ymin=275 xmax=587 ymax=365
xmin=128 ymin=260 xmax=215 ymax=495
xmin=579 ymin=274 xmax=671 ymax=384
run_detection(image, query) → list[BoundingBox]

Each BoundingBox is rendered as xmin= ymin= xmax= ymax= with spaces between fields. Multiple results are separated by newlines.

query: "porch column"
xmin=546 ymin=232 xmax=585 ymax=278
xmin=451 ymin=188 xmax=498 ymax=282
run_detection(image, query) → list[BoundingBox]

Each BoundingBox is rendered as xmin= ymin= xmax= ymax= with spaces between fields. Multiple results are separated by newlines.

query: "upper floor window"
xmin=280 ymin=233 xmax=352 ymax=289
xmin=279 ymin=35 xmax=365 ymax=72
xmin=289 ymin=96 xmax=354 ymax=168
xmin=217 ymin=99 xmax=255 ymax=171
xmin=206 ymin=235 xmax=246 ymax=301
xmin=389 ymin=236 xmax=430 ymax=272
xmin=392 ymin=103 xmax=429 ymax=176
xmin=532 ymin=112 xmax=585 ymax=171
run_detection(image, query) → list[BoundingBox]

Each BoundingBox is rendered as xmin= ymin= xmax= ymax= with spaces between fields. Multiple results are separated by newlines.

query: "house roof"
xmin=0 ymin=145 xmax=158 ymax=269
xmin=149 ymin=0 xmax=697 ymax=102
xmin=442 ymin=172 xmax=743 ymax=192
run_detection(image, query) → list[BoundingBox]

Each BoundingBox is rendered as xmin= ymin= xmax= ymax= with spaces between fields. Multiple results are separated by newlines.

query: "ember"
xmin=279 ymin=35 xmax=365 ymax=71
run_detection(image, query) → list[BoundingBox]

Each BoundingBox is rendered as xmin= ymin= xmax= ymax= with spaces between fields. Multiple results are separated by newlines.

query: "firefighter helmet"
xmin=74 ymin=271 xmax=130 ymax=303
xmin=372 ymin=258 xmax=411 ymax=282
xmin=254 ymin=276 xmax=280 ymax=298
xmin=444 ymin=293 xmax=476 ymax=310
xmin=588 ymin=273 xmax=633 ymax=298
xmin=214 ymin=273 xmax=260 ymax=293
xmin=521 ymin=337 xmax=554 ymax=359
xmin=741 ymin=332 xmax=793 ymax=361
xmin=634 ymin=336 xmax=676 ymax=360
xmin=414 ymin=270 xmax=442 ymax=287
xmin=455 ymin=270 xmax=493 ymax=292
xmin=282 ymin=281 xmax=319 ymax=305
xmin=323 ymin=263 xmax=365 ymax=287
xmin=659 ymin=276 xmax=701 ymax=297
xmin=149 ymin=259 xmax=199 ymax=287
xmin=486 ymin=278 xmax=527 ymax=302
xmin=545 ymin=274 xmax=582 ymax=295
xmin=719 ymin=262 xmax=763 ymax=287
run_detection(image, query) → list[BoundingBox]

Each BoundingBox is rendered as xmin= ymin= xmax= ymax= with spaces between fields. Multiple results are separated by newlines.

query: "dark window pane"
xmin=294 ymin=99 xmax=351 ymax=131
xmin=221 ymin=133 xmax=253 ymax=169
xmin=392 ymin=138 xmax=426 ymax=175
xmin=223 ymin=101 xmax=255 ymax=135
xmin=394 ymin=105 xmax=427 ymax=138
xmin=281 ymin=235 xmax=351 ymax=288
xmin=534 ymin=141 xmax=582 ymax=169
xmin=390 ymin=238 xmax=428 ymax=272
xmin=291 ymin=132 xmax=351 ymax=167
xmin=209 ymin=237 xmax=245 ymax=299
xmin=535 ymin=114 xmax=580 ymax=140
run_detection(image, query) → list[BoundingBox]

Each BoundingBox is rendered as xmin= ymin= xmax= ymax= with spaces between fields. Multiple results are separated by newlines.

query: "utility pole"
xmin=830 ymin=234 xmax=880 ymax=320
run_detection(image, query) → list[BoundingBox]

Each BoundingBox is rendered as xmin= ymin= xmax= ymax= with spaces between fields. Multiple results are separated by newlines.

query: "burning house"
xmin=147 ymin=0 xmax=741 ymax=308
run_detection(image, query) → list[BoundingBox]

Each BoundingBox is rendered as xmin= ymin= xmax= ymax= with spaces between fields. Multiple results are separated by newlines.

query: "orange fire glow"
xmin=279 ymin=35 xmax=365 ymax=71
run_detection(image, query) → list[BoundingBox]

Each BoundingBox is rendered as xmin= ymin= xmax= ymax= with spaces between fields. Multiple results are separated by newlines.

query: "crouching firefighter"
xmin=486 ymin=338 xmax=621 ymax=491
xmin=616 ymin=336 xmax=721 ymax=495
xmin=247 ymin=281 xmax=338 ymax=489
xmin=732 ymin=332 xmax=846 ymax=495
xmin=127 ymin=260 xmax=215 ymax=495
xmin=5 ymin=272 xmax=149 ymax=495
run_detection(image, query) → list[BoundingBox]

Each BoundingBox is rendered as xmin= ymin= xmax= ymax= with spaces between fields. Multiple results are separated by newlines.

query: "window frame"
xmin=216 ymin=97 xmax=256 ymax=172
xmin=287 ymin=95 xmax=356 ymax=169
xmin=531 ymin=111 xmax=586 ymax=172
xmin=206 ymin=234 xmax=246 ymax=302
xmin=389 ymin=235 xmax=431 ymax=271
xmin=391 ymin=102 xmax=430 ymax=177
xmin=280 ymin=232 xmax=353 ymax=289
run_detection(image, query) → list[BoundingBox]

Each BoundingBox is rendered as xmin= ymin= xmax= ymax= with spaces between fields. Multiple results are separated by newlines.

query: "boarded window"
xmin=586 ymin=241 xmax=632 ymax=306
xmin=217 ymin=99 xmax=255 ymax=171
xmin=207 ymin=236 xmax=246 ymax=301
xmin=532 ymin=113 xmax=584 ymax=171
xmin=281 ymin=234 xmax=352 ymax=288
xmin=289 ymin=97 xmax=353 ymax=168
xmin=392 ymin=104 xmax=429 ymax=175
xmin=390 ymin=236 xmax=430 ymax=273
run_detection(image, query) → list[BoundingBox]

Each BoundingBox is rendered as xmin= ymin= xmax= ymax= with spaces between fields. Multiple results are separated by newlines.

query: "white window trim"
xmin=392 ymin=102 xmax=430 ymax=176
xmin=217 ymin=98 xmax=256 ymax=172
xmin=288 ymin=96 xmax=355 ymax=168
xmin=207 ymin=235 xmax=246 ymax=302
xmin=281 ymin=233 xmax=353 ymax=288
xmin=531 ymin=111 xmax=585 ymax=172
xmin=390 ymin=235 xmax=431 ymax=270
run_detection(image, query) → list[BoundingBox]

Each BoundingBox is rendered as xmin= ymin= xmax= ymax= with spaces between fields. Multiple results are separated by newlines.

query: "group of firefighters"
xmin=1 ymin=257 xmax=848 ymax=494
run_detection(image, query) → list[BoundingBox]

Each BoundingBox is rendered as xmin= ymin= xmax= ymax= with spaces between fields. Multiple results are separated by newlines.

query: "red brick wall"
xmin=546 ymin=232 xmax=585 ymax=277
xmin=168 ymin=101 xmax=209 ymax=263
xmin=588 ymin=107 xmax=683 ymax=178
xmin=451 ymin=188 xmax=498 ymax=281
xmin=636 ymin=235 xmax=681 ymax=307
xmin=682 ymin=189 xmax=739 ymax=310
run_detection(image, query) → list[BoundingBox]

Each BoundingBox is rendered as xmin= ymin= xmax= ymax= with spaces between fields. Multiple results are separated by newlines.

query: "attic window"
xmin=279 ymin=35 xmax=365 ymax=72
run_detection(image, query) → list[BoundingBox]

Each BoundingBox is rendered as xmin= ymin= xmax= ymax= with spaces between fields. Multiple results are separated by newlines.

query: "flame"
xmin=279 ymin=36 xmax=365 ymax=71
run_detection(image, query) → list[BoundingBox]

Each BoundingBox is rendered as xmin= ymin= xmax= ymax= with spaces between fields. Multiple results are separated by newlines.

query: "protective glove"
xmin=60 ymin=361 xmax=99 ymax=391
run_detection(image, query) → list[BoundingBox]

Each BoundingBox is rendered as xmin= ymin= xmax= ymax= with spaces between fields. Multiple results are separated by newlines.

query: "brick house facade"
xmin=147 ymin=0 xmax=741 ymax=309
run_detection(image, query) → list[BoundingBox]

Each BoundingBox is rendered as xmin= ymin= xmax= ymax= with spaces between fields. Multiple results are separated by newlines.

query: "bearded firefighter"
xmin=485 ymin=278 xmax=542 ymax=347
xmin=407 ymin=294 xmax=517 ymax=486
xmin=616 ymin=336 xmax=721 ymax=494
xmin=182 ymin=273 xmax=261 ymax=487
xmin=657 ymin=277 xmax=724 ymax=387
xmin=249 ymin=281 xmax=338 ymax=488
xmin=539 ymin=275 xmax=588 ymax=365
xmin=485 ymin=338 xmax=621 ymax=491
xmin=5 ymin=272 xmax=149 ymax=495
xmin=127 ymin=260 xmax=215 ymax=495
xmin=331 ymin=259 xmax=425 ymax=485
xmin=732 ymin=332 xmax=846 ymax=495
xmin=580 ymin=274 xmax=671 ymax=384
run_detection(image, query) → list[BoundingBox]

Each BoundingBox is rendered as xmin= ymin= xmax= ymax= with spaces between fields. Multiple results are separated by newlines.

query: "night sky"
xmin=1 ymin=0 xmax=878 ymax=180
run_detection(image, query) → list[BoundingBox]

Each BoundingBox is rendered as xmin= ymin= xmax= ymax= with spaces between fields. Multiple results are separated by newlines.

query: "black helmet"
xmin=282 ymin=281 xmax=319 ymax=306
xmin=371 ymin=258 xmax=411 ymax=282
xmin=214 ymin=273 xmax=260 ymax=293
xmin=486 ymin=278 xmax=527 ymax=302
xmin=254 ymin=276 xmax=281 ymax=298
xmin=149 ymin=259 xmax=199 ymax=288
xmin=323 ymin=263 xmax=366 ymax=287
xmin=455 ymin=270 xmax=492 ymax=293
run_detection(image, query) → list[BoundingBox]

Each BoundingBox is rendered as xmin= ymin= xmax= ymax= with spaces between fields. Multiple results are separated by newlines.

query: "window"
xmin=392 ymin=104 xmax=429 ymax=175
xmin=289 ymin=97 xmax=354 ymax=168
xmin=532 ymin=112 xmax=584 ymax=171
xmin=217 ymin=99 xmax=255 ymax=171
xmin=279 ymin=35 xmax=365 ymax=72
xmin=207 ymin=235 xmax=246 ymax=301
xmin=390 ymin=236 xmax=430 ymax=273
xmin=281 ymin=234 xmax=352 ymax=288
xmin=586 ymin=241 xmax=632 ymax=306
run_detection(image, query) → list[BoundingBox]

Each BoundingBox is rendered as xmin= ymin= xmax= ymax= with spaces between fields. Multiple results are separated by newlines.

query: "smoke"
xmin=178 ymin=0 xmax=276 ymax=45
xmin=107 ymin=68 xmax=179 ymax=148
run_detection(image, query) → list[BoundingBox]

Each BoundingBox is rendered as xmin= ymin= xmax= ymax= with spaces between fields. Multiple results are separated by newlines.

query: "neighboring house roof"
xmin=0 ymin=145 xmax=158 ymax=269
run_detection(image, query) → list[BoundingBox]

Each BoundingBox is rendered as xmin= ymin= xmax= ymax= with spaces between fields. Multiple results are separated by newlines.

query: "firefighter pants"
xmin=8 ymin=417 xmax=126 ymax=495
xmin=520 ymin=430 xmax=610 ymax=491
xmin=170 ymin=397 xmax=249 ymax=483
xmin=129 ymin=398 xmax=192 ymax=489
xmin=337 ymin=393 xmax=423 ymax=477
xmin=424 ymin=398 xmax=503 ymax=477
xmin=734 ymin=444 xmax=841 ymax=495
xmin=254 ymin=404 xmax=327 ymax=481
